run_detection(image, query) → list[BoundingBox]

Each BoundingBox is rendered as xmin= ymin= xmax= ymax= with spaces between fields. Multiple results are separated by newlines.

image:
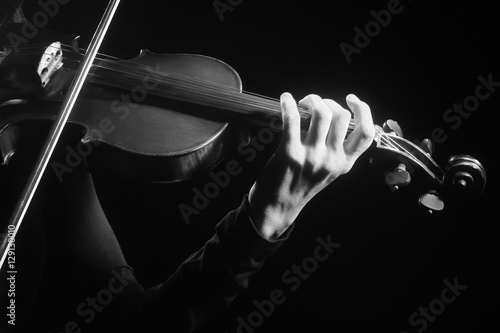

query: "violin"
xmin=0 ymin=0 xmax=486 ymax=270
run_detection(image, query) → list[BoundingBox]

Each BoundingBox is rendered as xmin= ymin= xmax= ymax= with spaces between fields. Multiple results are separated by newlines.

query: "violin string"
xmin=3 ymin=44 xmax=327 ymax=114
xmin=379 ymin=134 xmax=399 ymax=150
xmin=3 ymin=46 xmax=302 ymax=110
xmin=5 ymin=50 xmax=279 ymax=111
xmin=87 ymin=65 xmax=282 ymax=114
xmin=84 ymin=58 xmax=292 ymax=114
xmin=5 ymin=46 xmax=297 ymax=109
xmin=5 ymin=40 xmax=354 ymax=130
xmin=88 ymin=58 xmax=334 ymax=126
xmin=6 ymin=44 xmax=355 ymax=128
xmin=3 ymin=54 xmax=350 ymax=129
xmin=8 ymin=43 xmax=120 ymax=59
xmin=92 ymin=61 xmax=353 ymax=131
xmin=378 ymin=133 xmax=415 ymax=159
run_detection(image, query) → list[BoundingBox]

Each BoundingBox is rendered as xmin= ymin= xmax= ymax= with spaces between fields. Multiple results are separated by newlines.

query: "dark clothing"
xmin=81 ymin=198 xmax=291 ymax=333
xmin=0 ymin=148 xmax=291 ymax=333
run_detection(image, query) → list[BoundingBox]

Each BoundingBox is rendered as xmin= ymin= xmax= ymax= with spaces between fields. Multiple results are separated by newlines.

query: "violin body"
xmin=0 ymin=25 xmax=487 ymax=201
xmin=1 ymin=28 xmax=245 ymax=182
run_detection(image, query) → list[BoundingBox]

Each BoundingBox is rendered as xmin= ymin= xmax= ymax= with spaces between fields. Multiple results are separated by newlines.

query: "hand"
xmin=248 ymin=92 xmax=375 ymax=240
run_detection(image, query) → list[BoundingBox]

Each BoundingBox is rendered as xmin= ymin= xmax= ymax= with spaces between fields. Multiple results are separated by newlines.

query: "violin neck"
xmin=172 ymin=89 xmax=357 ymax=136
xmin=89 ymin=63 xmax=356 ymax=134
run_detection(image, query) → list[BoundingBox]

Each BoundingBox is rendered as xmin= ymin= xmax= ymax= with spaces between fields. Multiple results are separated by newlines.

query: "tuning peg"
xmin=383 ymin=119 xmax=403 ymax=137
xmin=420 ymin=138 xmax=434 ymax=156
xmin=385 ymin=163 xmax=411 ymax=191
xmin=419 ymin=190 xmax=444 ymax=214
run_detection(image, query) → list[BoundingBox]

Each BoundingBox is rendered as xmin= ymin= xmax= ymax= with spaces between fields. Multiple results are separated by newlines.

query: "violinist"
xmin=0 ymin=1 xmax=374 ymax=332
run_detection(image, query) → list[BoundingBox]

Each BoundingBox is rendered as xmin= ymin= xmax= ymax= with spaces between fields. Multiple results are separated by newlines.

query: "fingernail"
xmin=347 ymin=94 xmax=358 ymax=101
xmin=280 ymin=92 xmax=291 ymax=102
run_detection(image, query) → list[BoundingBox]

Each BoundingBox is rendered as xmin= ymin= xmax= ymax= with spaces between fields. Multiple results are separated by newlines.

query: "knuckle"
xmin=284 ymin=106 xmax=300 ymax=123
xmin=282 ymin=143 xmax=305 ymax=163
xmin=326 ymin=155 xmax=350 ymax=177
xmin=362 ymin=124 xmax=376 ymax=141
xmin=314 ymin=106 xmax=332 ymax=122
xmin=349 ymin=98 xmax=369 ymax=115
xmin=304 ymin=147 xmax=324 ymax=168
xmin=356 ymin=101 xmax=372 ymax=117
xmin=356 ymin=99 xmax=370 ymax=109
xmin=355 ymin=118 xmax=375 ymax=142
xmin=340 ymin=108 xmax=352 ymax=120
xmin=301 ymin=94 xmax=322 ymax=109
xmin=332 ymin=107 xmax=352 ymax=123
xmin=306 ymin=93 xmax=323 ymax=102
xmin=305 ymin=95 xmax=333 ymax=121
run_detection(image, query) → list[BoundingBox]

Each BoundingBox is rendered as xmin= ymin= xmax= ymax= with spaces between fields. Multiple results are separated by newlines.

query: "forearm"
xmin=107 ymin=196 xmax=291 ymax=332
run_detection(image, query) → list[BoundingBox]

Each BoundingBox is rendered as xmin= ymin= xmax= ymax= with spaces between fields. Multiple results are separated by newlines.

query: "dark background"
xmin=18 ymin=0 xmax=500 ymax=332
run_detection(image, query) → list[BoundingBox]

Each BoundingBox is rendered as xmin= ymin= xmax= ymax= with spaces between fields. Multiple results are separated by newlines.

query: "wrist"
xmin=247 ymin=186 xmax=302 ymax=240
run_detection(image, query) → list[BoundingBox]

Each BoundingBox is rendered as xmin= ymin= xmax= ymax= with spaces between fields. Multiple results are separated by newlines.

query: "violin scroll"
xmin=444 ymin=154 xmax=486 ymax=195
xmin=371 ymin=118 xmax=486 ymax=212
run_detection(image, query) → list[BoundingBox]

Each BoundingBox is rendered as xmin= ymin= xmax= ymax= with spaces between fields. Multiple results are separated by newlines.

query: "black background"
xmin=17 ymin=0 xmax=500 ymax=332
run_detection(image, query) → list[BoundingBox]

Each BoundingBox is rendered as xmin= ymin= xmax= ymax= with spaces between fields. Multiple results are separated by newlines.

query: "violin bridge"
xmin=37 ymin=42 xmax=64 ymax=87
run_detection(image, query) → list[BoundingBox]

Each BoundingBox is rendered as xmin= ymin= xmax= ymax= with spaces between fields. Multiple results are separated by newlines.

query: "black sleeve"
xmin=90 ymin=196 xmax=293 ymax=333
